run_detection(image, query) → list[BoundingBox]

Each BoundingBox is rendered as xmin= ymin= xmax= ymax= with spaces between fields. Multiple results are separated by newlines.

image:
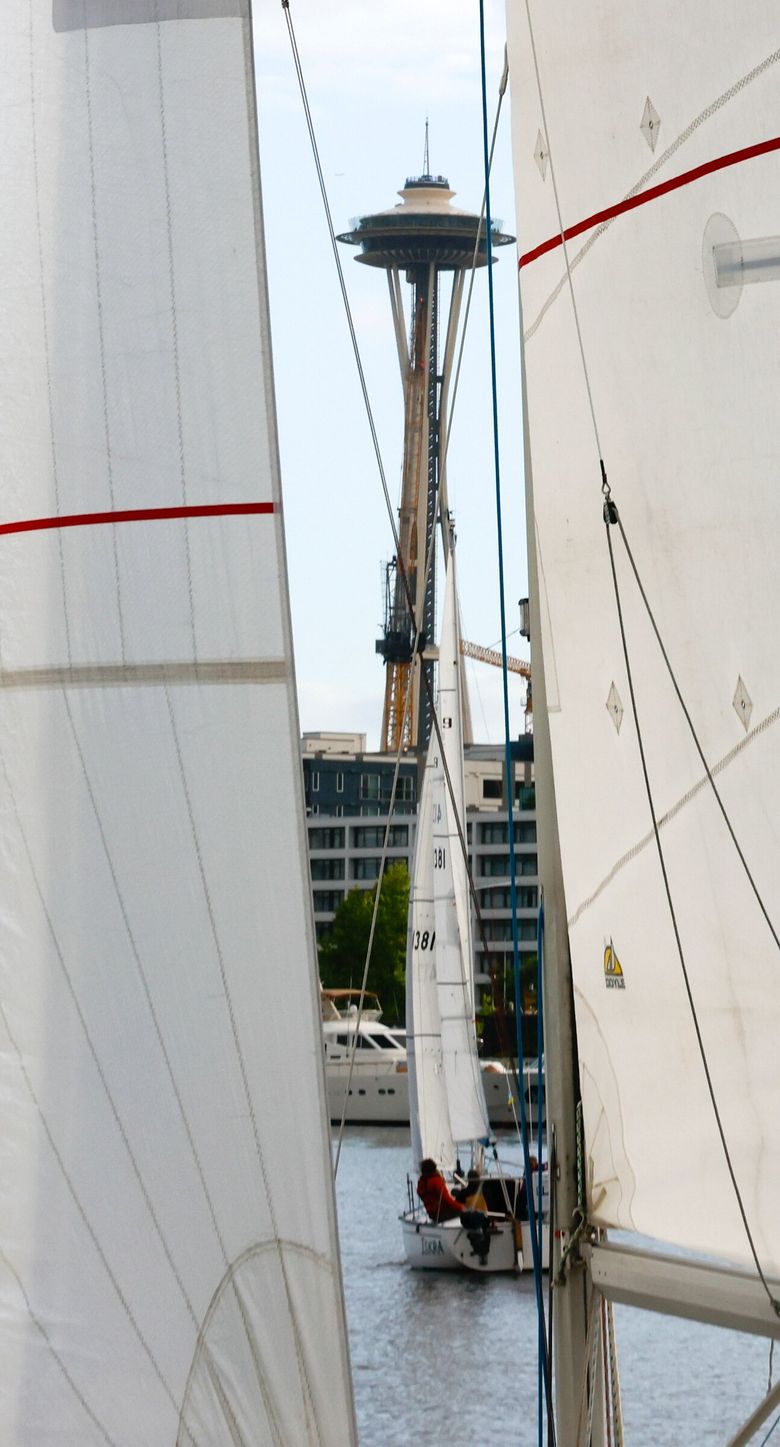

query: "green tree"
xmin=318 ymin=861 xmax=409 ymax=1025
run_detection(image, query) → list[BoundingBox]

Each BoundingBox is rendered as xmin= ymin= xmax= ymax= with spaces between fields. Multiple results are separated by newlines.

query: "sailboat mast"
xmin=520 ymin=347 xmax=603 ymax=1443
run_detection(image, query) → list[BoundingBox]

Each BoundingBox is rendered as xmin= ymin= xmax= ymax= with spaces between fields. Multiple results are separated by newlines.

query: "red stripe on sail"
xmin=0 ymin=502 xmax=275 ymax=538
xmin=519 ymin=135 xmax=780 ymax=268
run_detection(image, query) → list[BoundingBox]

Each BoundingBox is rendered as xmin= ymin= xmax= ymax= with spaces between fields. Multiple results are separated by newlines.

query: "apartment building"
xmin=302 ymin=731 xmax=538 ymax=1001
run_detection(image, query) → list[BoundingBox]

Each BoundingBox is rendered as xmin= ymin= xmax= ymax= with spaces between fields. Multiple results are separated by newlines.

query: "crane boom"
xmin=460 ymin=639 xmax=530 ymax=678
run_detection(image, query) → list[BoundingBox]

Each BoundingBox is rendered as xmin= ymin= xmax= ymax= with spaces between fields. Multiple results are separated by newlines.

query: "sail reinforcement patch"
xmin=53 ymin=0 xmax=247 ymax=30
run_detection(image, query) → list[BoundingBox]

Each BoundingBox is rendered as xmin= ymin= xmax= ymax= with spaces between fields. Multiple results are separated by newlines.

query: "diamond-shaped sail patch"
xmin=606 ymin=683 xmax=624 ymax=733
xmin=733 ymin=676 xmax=753 ymax=732
xmin=534 ymin=130 xmax=549 ymax=180
xmin=640 ymin=97 xmax=661 ymax=152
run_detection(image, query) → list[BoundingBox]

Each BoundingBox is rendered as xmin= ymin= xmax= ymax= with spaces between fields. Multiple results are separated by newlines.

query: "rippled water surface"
xmin=334 ymin=1128 xmax=773 ymax=1446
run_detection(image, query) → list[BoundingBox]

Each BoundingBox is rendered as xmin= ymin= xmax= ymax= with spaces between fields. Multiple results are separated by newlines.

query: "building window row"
xmin=310 ymin=858 xmax=345 ymax=881
xmin=309 ymin=827 xmax=345 ymax=850
xmin=359 ymin=773 xmax=416 ymax=803
xmin=476 ymin=853 xmax=538 ymax=878
xmin=479 ymin=884 xmax=538 ymax=911
xmin=312 ymin=889 xmax=344 ymax=914
xmin=352 ymin=857 xmax=381 ymax=881
xmin=352 ymin=824 xmax=409 ymax=849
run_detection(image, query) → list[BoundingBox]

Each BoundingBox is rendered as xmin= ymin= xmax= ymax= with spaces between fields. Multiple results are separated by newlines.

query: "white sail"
xmin=507 ymin=1 xmax=780 ymax=1277
xmin=433 ymin=548 xmax=491 ymax=1148
xmin=406 ymin=735 xmax=457 ymax=1171
xmin=0 ymin=5 xmax=355 ymax=1444
xmin=406 ymin=549 xmax=490 ymax=1165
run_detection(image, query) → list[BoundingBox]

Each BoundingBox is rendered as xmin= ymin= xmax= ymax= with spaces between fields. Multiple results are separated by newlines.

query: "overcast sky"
xmin=253 ymin=1 xmax=529 ymax=750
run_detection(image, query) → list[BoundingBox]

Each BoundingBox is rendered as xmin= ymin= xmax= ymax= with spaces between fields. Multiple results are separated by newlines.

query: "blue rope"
xmin=760 ymin=1412 xmax=780 ymax=1445
xmin=537 ymin=899 xmax=546 ymax=1446
xmin=477 ymin=0 xmax=552 ymax=1431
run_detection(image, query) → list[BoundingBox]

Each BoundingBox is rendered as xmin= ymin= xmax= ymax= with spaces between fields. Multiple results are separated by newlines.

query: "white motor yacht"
xmin=322 ymin=990 xmax=542 ymax=1129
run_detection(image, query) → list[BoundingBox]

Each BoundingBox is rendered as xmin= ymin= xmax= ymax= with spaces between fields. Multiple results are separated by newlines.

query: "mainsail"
xmin=0 ymin=5 xmax=355 ymax=1444
xmin=507 ymin=0 xmax=780 ymax=1282
xmin=406 ymin=548 xmax=489 ymax=1169
xmin=432 ymin=547 xmax=491 ymax=1149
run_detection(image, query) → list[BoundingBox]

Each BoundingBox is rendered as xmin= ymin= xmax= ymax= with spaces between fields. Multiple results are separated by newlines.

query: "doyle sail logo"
xmin=603 ymin=941 xmax=625 ymax=990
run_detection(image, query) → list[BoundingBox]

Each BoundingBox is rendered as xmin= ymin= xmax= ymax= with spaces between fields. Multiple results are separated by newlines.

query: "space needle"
xmin=338 ymin=138 xmax=514 ymax=755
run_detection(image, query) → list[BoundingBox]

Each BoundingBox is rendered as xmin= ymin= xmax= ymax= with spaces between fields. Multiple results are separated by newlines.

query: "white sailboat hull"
xmin=400 ymin=1212 xmax=549 ymax=1274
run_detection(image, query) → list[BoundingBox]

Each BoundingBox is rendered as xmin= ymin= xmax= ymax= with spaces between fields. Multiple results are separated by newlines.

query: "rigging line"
xmin=521 ymin=135 xmax=780 ymax=268
xmin=282 ymin=0 xmax=482 ymax=917
xmin=546 ymin=1125 xmax=557 ymax=1447
xmin=479 ymin=0 xmax=553 ymax=1412
xmin=604 ymin=511 xmax=780 ymax=1316
xmin=601 ymin=1297 xmax=612 ymax=1447
xmin=333 ymin=649 xmax=417 ymax=1175
xmin=281 ymin=2 xmax=401 ymax=570
xmin=522 ymin=46 xmax=780 ymax=342
xmin=614 ymin=511 xmax=780 ymax=958
xmin=760 ymin=1414 xmax=780 ymax=1446
xmin=536 ymin=899 xmax=551 ymax=1447
xmin=521 ymin=0 xmax=603 ymax=461
xmin=284 ymin=0 xmax=504 ymax=1147
xmin=333 ymin=347 xmax=447 ymax=1172
xmin=604 ymin=1295 xmax=623 ymax=1446
xmin=439 ymin=50 xmax=508 ymax=487
xmin=575 ymin=1290 xmax=601 ymax=1447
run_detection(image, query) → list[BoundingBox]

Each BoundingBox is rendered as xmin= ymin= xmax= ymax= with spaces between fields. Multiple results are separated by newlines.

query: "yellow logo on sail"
xmin=604 ymin=941 xmax=625 ymax=990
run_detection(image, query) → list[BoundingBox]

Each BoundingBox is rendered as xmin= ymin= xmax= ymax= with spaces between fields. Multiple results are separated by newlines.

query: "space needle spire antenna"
xmin=338 ymin=159 xmax=514 ymax=755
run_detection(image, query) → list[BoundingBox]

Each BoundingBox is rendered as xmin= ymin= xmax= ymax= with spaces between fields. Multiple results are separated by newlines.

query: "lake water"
xmin=334 ymin=1128 xmax=776 ymax=1446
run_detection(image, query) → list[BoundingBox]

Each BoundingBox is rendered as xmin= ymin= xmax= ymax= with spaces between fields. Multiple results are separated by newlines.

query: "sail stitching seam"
xmin=62 ymin=692 xmax=287 ymax=1436
xmin=523 ymin=46 xmax=780 ymax=341
xmin=29 ymin=1 xmax=72 ymax=668
xmin=59 ymin=693 xmax=230 ymax=1310
xmin=62 ymin=691 xmax=294 ymax=1439
xmin=604 ymin=509 xmax=780 ymax=1314
xmin=180 ymin=1237 xmax=335 ymax=1445
xmin=164 ymin=686 xmax=321 ymax=1439
xmin=154 ymin=10 xmax=198 ymax=663
xmin=0 ymin=1244 xmax=117 ymax=1445
xmin=0 ymin=660 xmax=287 ymax=687
xmin=521 ymin=0 xmax=603 ymax=462
xmin=567 ymin=700 xmax=780 ymax=929
xmin=520 ymin=136 xmax=780 ymax=269
xmin=0 ymin=728 xmax=211 ymax=1427
xmin=82 ymin=21 xmax=126 ymax=662
xmin=0 ymin=991 xmax=180 ymax=1419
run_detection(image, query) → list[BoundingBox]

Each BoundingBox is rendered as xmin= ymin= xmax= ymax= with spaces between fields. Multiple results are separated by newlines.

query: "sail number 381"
xmin=414 ymin=930 xmax=436 ymax=950
xmin=433 ymin=847 xmax=446 ymax=869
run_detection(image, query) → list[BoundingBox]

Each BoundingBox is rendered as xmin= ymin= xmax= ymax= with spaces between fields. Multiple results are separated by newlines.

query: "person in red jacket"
xmin=416 ymin=1158 xmax=465 ymax=1223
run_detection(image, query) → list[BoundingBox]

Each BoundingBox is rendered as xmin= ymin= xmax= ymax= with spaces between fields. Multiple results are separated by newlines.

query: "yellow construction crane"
xmin=460 ymin=638 xmax=533 ymax=733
